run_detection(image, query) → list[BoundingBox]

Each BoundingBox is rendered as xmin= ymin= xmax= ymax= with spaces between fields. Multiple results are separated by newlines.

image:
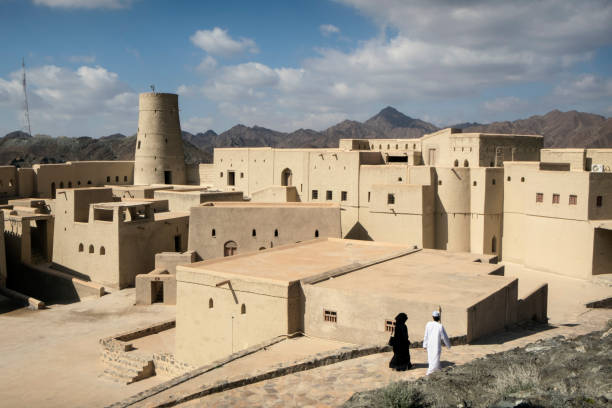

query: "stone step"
xmin=102 ymin=358 xmax=144 ymax=377
xmin=100 ymin=368 xmax=136 ymax=385
xmin=101 ymin=353 xmax=149 ymax=370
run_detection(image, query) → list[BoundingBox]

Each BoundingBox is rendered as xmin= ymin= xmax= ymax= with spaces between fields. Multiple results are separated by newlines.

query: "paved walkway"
xmin=175 ymin=309 xmax=611 ymax=408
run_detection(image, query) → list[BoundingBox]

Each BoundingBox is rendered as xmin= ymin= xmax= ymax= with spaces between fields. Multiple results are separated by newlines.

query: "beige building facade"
xmin=175 ymin=238 xmax=546 ymax=366
xmin=204 ymin=128 xmax=542 ymax=258
xmin=51 ymin=188 xmax=189 ymax=288
xmin=502 ymin=161 xmax=612 ymax=278
xmin=187 ymin=202 xmax=342 ymax=260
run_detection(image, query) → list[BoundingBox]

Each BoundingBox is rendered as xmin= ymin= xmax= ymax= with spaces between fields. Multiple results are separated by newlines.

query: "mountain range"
xmin=1 ymin=107 xmax=610 ymax=167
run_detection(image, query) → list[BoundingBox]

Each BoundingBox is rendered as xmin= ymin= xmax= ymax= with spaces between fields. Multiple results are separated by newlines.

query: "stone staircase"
xmin=100 ymin=349 xmax=155 ymax=385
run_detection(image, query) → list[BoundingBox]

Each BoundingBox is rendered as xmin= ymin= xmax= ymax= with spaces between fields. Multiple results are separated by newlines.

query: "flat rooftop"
xmin=315 ymin=248 xmax=510 ymax=307
xmin=182 ymin=239 xmax=410 ymax=283
xmin=199 ymin=202 xmax=338 ymax=208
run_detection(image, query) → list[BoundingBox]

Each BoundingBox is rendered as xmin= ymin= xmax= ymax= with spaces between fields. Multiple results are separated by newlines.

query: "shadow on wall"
xmin=7 ymin=264 xmax=81 ymax=305
xmin=344 ymin=222 xmax=373 ymax=241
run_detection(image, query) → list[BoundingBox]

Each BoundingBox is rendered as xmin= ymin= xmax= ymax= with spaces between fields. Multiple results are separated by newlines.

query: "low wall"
xmin=517 ymin=284 xmax=548 ymax=322
xmin=7 ymin=262 xmax=105 ymax=304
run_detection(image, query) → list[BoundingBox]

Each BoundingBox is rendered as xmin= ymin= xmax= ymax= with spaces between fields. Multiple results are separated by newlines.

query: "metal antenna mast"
xmin=21 ymin=57 xmax=32 ymax=136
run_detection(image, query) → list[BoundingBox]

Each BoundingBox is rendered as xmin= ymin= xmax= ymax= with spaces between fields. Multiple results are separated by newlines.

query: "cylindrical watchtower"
xmin=134 ymin=92 xmax=186 ymax=185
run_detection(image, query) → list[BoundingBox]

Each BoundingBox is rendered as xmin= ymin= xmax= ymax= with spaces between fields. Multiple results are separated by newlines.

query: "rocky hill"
xmin=1 ymin=108 xmax=609 ymax=167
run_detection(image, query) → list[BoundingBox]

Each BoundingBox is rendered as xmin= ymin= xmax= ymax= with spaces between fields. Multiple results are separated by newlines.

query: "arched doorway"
xmin=224 ymin=241 xmax=237 ymax=257
xmin=281 ymin=168 xmax=292 ymax=187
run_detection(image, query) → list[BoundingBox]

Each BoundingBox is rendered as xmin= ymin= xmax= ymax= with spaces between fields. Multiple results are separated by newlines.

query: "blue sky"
xmin=0 ymin=0 xmax=611 ymax=137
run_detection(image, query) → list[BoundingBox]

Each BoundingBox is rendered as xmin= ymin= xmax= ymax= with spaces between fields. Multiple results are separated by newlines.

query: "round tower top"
xmin=138 ymin=92 xmax=178 ymax=110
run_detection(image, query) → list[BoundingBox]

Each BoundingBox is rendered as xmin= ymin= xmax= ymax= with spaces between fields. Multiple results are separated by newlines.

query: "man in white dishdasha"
xmin=423 ymin=310 xmax=451 ymax=375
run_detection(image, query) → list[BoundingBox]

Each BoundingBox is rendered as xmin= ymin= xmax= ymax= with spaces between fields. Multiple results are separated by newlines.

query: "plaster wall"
xmin=175 ymin=268 xmax=298 ymax=366
xmin=33 ymin=161 xmax=134 ymax=198
xmin=0 ymin=166 xmax=18 ymax=198
xmin=17 ymin=168 xmax=35 ymax=198
xmin=153 ymin=190 xmax=243 ymax=212
xmin=199 ymin=164 xmax=217 ymax=187
xmin=188 ymin=204 xmax=341 ymax=260
xmin=251 ymin=186 xmax=299 ymax=202
xmin=587 ymin=149 xmax=612 ymax=171
xmin=541 ymin=149 xmax=586 ymax=171
xmin=303 ymin=284 xmax=468 ymax=344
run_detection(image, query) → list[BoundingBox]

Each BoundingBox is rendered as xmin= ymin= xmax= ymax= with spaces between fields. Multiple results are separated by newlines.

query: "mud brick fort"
xmin=0 ymin=92 xmax=610 ymax=408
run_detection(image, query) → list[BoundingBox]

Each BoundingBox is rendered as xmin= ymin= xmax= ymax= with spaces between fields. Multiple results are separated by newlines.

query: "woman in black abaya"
xmin=388 ymin=312 xmax=412 ymax=371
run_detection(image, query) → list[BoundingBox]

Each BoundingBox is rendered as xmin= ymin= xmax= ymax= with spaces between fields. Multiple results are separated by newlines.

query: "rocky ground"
xmin=343 ymin=322 xmax=612 ymax=408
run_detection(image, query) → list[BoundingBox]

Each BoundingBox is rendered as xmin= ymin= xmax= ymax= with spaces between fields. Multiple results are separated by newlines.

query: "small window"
xmin=490 ymin=162 xmax=494 ymax=167
xmin=521 ymin=177 xmax=525 ymax=182
xmin=68 ymin=181 xmax=72 ymax=188
xmin=209 ymin=298 xmax=214 ymax=308
xmin=596 ymin=196 xmax=603 ymax=207
xmin=536 ymin=193 xmax=543 ymax=203
xmin=89 ymin=245 xmax=94 ymax=253
xmin=413 ymin=143 xmax=416 ymax=149
xmin=106 ymin=176 xmax=110 ymax=182
xmin=385 ymin=319 xmax=395 ymax=333
xmin=379 ymin=144 xmax=382 ymax=149
xmin=473 ymin=181 xmax=477 ymax=186
xmin=87 ymin=180 xmax=92 ymax=185
xmin=464 ymin=160 xmax=469 ymax=167
xmin=324 ymin=310 xmax=337 ymax=323
xmin=552 ymin=194 xmax=560 ymax=204
xmin=341 ymin=191 xmax=347 ymax=201
xmin=240 ymin=172 xmax=244 ymax=178
xmin=326 ymin=190 xmax=332 ymax=200
xmin=507 ymin=176 xmax=511 ymax=182
xmin=569 ymin=195 xmax=577 ymax=205
xmin=387 ymin=144 xmax=390 ymax=149
xmin=115 ymin=176 xmax=119 ymax=182
xmin=395 ymin=144 xmax=398 ymax=149
xmin=492 ymin=179 xmax=496 ymax=185
xmin=274 ymin=229 xmax=278 ymax=237
xmin=59 ymin=182 xmax=64 ymax=188
xmin=315 ymin=229 xmax=319 ymax=238
xmin=387 ymin=193 xmax=395 ymax=205
xmin=78 ymin=180 xmax=81 ymax=186
xmin=454 ymin=160 xmax=459 ymax=167
xmin=398 ymin=177 xmax=402 ymax=182
xmin=438 ymin=180 xmax=442 ymax=186
xmin=212 ymin=228 xmax=216 ymax=237
xmin=124 ymin=176 xmax=128 ymax=182
xmin=405 ymin=144 xmax=408 ymax=149
xmin=220 ymin=172 xmax=223 ymax=178
xmin=312 ymin=190 xmax=318 ymax=200
xmin=492 ymin=236 xmax=497 ymax=253
xmin=241 ymin=304 xmax=246 ymax=314
xmin=137 ymin=141 xmax=141 ymax=149
xmin=252 ymin=229 xmax=256 ymax=237
xmin=78 ymin=243 xmax=84 ymax=252
xmin=368 ymin=192 xmax=371 ymax=202
xmin=100 ymin=246 xmax=105 ymax=255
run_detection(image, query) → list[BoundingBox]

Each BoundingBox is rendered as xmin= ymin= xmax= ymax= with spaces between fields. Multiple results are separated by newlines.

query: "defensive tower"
xmin=134 ymin=92 xmax=186 ymax=185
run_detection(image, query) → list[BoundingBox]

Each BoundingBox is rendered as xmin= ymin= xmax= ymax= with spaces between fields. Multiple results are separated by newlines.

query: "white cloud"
xmin=190 ymin=27 xmax=258 ymax=57
xmin=483 ymin=97 xmax=527 ymax=112
xmin=33 ymin=0 xmax=134 ymax=9
xmin=196 ymin=55 xmax=218 ymax=72
xmin=171 ymin=1 xmax=612 ymax=132
xmin=68 ymin=55 xmax=96 ymax=64
xmin=183 ymin=116 xmax=214 ymax=133
xmin=0 ymin=64 xmax=137 ymax=136
xmin=554 ymin=74 xmax=612 ymax=100
xmin=319 ymin=24 xmax=340 ymax=36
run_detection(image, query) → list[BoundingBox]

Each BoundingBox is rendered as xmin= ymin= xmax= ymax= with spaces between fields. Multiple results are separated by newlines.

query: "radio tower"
xmin=21 ymin=57 xmax=32 ymax=136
